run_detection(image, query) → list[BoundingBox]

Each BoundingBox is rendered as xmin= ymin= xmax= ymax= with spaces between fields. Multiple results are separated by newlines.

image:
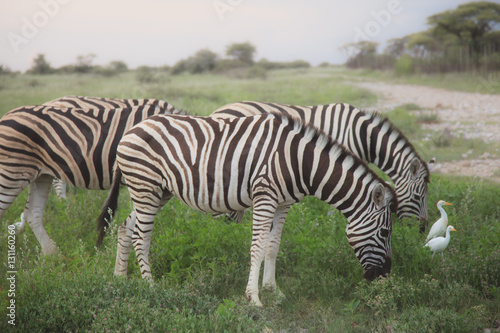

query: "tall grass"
xmin=0 ymin=68 xmax=499 ymax=332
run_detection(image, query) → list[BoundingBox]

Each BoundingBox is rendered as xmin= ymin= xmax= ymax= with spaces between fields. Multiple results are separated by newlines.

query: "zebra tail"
xmin=96 ymin=166 xmax=122 ymax=248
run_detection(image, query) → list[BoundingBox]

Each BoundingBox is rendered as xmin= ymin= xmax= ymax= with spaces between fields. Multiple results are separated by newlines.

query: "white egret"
xmin=424 ymin=225 xmax=456 ymax=257
xmin=425 ymin=200 xmax=453 ymax=242
xmin=12 ymin=212 xmax=26 ymax=234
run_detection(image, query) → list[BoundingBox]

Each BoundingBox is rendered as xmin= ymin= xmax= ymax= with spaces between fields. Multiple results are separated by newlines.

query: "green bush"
xmin=394 ymin=54 xmax=413 ymax=76
xmin=12 ymin=270 xmax=265 ymax=332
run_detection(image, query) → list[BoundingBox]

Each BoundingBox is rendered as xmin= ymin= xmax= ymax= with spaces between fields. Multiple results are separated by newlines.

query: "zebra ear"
xmin=372 ymin=184 xmax=386 ymax=209
xmin=409 ymin=159 xmax=421 ymax=177
xmin=427 ymin=158 xmax=436 ymax=171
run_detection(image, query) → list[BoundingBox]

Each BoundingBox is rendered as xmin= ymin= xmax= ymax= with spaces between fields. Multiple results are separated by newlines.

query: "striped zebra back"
xmin=102 ymin=113 xmax=396 ymax=284
xmin=211 ymin=101 xmax=432 ymax=226
xmin=42 ymin=96 xmax=184 ymax=198
xmin=0 ymin=104 xmax=169 ymax=189
xmin=44 ymin=95 xmax=184 ymax=115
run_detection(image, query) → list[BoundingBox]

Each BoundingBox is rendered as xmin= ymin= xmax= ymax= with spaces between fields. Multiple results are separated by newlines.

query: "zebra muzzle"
xmin=363 ymin=256 xmax=392 ymax=281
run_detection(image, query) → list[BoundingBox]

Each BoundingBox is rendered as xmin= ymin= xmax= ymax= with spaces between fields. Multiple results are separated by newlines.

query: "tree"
xmin=186 ymin=49 xmax=218 ymax=73
xmin=0 ymin=64 xmax=12 ymax=75
xmin=340 ymin=41 xmax=378 ymax=68
xmin=74 ymin=53 xmax=96 ymax=73
xmin=226 ymin=42 xmax=256 ymax=65
xmin=28 ymin=54 xmax=53 ymax=74
xmin=384 ymin=37 xmax=409 ymax=58
xmin=108 ymin=60 xmax=128 ymax=73
xmin=428 ymin=1 xmax=500 ymax=54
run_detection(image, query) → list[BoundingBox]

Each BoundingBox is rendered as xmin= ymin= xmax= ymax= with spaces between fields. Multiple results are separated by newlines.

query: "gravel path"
xmin=354 ymin=81 xmax=500 ymax=182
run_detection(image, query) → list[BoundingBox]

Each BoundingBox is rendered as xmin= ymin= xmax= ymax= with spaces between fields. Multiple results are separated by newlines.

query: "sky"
xmin=0 ymin=0 xmax=479 ymax=72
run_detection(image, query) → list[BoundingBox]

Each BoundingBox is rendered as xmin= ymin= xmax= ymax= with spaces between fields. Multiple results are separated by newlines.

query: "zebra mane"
xmin=267 ymin=111 xmax=397 ymax=203
xmin=362 ymin=109 xmax=430 ymax=181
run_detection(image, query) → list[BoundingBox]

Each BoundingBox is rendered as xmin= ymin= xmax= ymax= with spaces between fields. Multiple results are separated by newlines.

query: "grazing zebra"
xmin=211 ymin=101 xmax=434 ymax=231
xmin=44 ymin=95 xmax=182 ymax=200
xmin=98 ymin=113 xmax=397 ymax=306
xmin=0 ymin=102 xmax=182 ymax=255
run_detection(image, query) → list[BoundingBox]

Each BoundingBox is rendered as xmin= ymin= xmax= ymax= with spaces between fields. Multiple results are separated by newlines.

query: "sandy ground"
xmin=354 ymin=81 xmax=500 ymax=182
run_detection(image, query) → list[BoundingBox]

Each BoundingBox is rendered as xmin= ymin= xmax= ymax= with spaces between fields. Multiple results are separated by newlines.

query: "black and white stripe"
xmin=211 ymin=101 xmax=434 ymax=230
xmin=43 ymin=96 xmax=183 ymax=200
xmin=43 ymin=95 xmax=177 ymax=112
xmin=98 ymin=113 xmax=396 ymax=306
xmin=0 ymin=101 xmax=182 ymax=255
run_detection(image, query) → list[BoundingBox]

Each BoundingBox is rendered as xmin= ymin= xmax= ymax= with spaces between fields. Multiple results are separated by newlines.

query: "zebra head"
xmin=345 ymin=183 xmax=397 ymax=281
xmin=394 ymin=158 xmax=435 ymax=225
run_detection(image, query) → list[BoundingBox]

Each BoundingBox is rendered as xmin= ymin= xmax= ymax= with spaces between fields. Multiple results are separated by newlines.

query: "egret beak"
xmin=450 ymin=227 xmax=457 ymax=232
xmin=444 ymin=202 xmax=453 ymax=206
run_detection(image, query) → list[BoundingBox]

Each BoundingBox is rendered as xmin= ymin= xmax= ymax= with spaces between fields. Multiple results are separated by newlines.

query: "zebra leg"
xmin=52 ymin=179 xmax=67 ymax=201
xmin=262 ymin=205 xmax=290 ymax=295
xmin=24 ymin=175 xmax=56 ymax=255
xmin=227 ymin=210 xmax=245 ymax=223
xmin=114 ymin=210 xmax=136 ymax=276
xmin=245 ymin=190 xmax=278 ymax=307
xmin=212 ymin=210 xmax=245 ymax=223
xmin=131 ymin=191 xmax=172 ymax=280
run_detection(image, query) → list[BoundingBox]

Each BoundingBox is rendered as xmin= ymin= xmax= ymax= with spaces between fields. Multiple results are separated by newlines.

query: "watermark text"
xmin=7 ymin=0 xmax=71 ymax=53
xmin=6 ymin=224 xmax=17 ymax=326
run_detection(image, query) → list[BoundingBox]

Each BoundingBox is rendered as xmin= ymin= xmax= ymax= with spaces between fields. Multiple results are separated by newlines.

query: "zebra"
xmin=97 ymin=112 xmax=397 ymax=306
xmin=210 ymin=101 xmax=434 ymax=231
xmin=43 ymin=95 xmax=174 ymax=111
xmin=43 ymin=96 xmax=182 ymax=200
xmin=0 ymin=102 xmax=182 ymax=255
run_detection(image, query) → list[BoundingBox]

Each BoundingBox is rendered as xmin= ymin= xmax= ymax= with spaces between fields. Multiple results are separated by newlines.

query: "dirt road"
xmin=355 ymin=81 xmax=500 ymax=182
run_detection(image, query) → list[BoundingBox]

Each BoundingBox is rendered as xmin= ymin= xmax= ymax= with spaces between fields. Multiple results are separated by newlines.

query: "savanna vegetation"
xmin=342 ymin=1 xmax=500 ymax=76
xmin=0 ymin=66 xmax=499 ymax=332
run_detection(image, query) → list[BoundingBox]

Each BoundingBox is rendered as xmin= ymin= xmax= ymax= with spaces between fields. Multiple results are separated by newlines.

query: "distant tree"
xmin=384 ymin=37 xmax=409 ymax=58
xmin=340 ymin=41 xmax=378 ymax=68
xmin=108 ymin=60 xmax=128 ymax=73
xmin=406 ymin=31 xmax=443 ymax=57
xmin=74 ymin=53 xmax=96 ymax=73
xmin=135 ymin=66 xmax=156 ymax=83
xmin=186 ymin=49 xmax=218 ymax=73
xmin=0 ymin=64 xmax=12 ymax=75
xmin=428 ymin=1 xmax=500 ymax=55
xmin=226 ymin=42 xmax=256 ymax=65
xmin=171 ymin=59 xmax=188 ymax=75
xmin=28 ymin=54 xmax=53 ymax=74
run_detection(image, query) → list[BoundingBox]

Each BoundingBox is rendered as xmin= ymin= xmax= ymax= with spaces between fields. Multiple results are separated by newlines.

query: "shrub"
xmin=394 ymin=54 xmax=413 ymax=76
xmin=13 ymin=269 xmax=265 ymax=332
xmin=135 ymin=66 xmax=160 ymax=84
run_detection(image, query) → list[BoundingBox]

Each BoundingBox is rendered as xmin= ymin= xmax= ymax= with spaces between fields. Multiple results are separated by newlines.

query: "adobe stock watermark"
xmin=343 ymin=0 xmax=405 ymax=58
xmin=6 ymin=224 xmax=17 ymax=326
xmin=213 ymin=0 xmax=244 ymax=21
xmin=7 ymin=0 xmax=72 ymax=53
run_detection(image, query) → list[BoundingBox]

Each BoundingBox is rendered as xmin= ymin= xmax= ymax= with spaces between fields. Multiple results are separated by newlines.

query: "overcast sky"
xmin=1 ymin=0 xmax=477 ymax=72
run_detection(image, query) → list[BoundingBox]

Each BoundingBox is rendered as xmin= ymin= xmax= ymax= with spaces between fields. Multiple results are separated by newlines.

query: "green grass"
xmin=1 ymin=176 xmax=499 ymax=332
xmin=0 ymin=68 xmax=499 ymax=332
xmin=0 ymin=68 xmax=376 ymax=117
